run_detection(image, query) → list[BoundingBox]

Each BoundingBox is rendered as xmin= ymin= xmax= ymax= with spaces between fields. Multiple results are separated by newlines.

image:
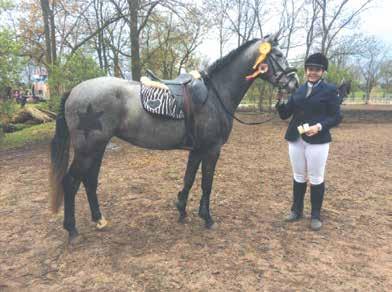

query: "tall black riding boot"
xmin=310 ymin=182 xmax=325 ymax=230
xmin=286 ymin=180 xmax=307 ymax=221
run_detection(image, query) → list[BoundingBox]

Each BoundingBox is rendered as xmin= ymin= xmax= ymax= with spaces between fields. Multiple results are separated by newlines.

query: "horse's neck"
xmin=209 ymin=57 xmax=256 ymax=113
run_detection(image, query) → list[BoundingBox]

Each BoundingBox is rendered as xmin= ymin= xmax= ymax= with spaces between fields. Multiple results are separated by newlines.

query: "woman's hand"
xmin=305 ymin=124 xmax=321 ymax=136
xmin=276 ymin=91 xmax=284 ymax=101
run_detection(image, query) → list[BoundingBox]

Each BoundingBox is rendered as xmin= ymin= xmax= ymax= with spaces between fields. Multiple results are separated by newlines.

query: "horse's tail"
xmin=49 ymin=92 xmax=71 ymax=213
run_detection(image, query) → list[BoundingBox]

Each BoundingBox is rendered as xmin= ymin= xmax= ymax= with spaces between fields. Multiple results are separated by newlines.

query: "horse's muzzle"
xmin=287 ymin=77 xmax=299 ymax=93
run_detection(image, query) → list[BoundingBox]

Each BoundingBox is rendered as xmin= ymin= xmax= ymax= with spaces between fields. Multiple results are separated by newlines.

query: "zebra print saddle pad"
xmin=140 ymin=83 xmax=184 ymax=119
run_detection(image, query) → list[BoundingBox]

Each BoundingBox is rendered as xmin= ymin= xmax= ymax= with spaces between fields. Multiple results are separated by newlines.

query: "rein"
xmin=201 ymin=71 xmax=277 ymax=125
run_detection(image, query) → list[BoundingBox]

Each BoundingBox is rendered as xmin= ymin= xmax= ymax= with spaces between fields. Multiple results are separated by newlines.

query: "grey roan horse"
xmin=49 ymin=35 xmax=298 ymax=242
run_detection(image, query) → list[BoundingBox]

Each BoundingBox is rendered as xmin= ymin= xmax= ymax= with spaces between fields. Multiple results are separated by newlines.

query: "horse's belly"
xmin=117 ymin=95 xmax=186 ymax=150
xmin=117 ymin=121 xmax=185 ymax=150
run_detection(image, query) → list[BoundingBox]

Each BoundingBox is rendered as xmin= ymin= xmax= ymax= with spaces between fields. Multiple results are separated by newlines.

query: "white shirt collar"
xmin=307 ymin=79 xmax=322 ymax=88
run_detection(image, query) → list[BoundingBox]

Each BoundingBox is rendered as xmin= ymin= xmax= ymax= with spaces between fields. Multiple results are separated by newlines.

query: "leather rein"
xmin=200 ymin=67 xmax=295 ymax=126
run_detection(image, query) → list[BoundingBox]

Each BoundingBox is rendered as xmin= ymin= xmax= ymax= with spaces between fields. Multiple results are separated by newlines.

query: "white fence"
xmin=343 ymin=96 xmax=392 ymax=105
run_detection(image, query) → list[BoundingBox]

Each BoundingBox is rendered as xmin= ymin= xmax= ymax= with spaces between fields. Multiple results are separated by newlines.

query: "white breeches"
xmin=288 ymin=137 xmax=330 ymax=185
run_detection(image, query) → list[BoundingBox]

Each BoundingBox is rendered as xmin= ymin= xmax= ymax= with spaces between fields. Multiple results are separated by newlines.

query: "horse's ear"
xmin=266 ymin=32 xmax=280 ymax=45
xmin=274 ymin=30 xmax=282 ymax=42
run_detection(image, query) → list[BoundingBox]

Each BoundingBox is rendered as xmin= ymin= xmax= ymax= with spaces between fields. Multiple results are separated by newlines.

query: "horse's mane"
xmin=206 ymin=39 xmax=260 ymax=75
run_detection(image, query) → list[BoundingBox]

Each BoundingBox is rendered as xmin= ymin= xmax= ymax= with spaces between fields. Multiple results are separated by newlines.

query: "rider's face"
xmin=306 ymin=66 xmax=324 ymax=83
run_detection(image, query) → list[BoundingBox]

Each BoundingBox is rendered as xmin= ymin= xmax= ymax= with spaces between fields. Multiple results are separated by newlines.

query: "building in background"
xmin=31 ymin=67 xmax=49 ymax=99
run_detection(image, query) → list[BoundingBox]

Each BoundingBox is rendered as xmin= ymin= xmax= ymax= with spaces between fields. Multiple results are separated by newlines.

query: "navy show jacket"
xmin=276 ymin=80 xmax=341 ymax=144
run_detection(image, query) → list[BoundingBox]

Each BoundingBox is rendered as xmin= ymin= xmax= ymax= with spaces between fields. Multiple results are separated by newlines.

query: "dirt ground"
xmin=1 ymin=105 xmax=391 ymax=291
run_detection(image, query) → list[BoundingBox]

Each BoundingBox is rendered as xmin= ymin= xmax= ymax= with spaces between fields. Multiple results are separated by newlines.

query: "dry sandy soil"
xmin=0 ymin=105 xmax=391 ymax=291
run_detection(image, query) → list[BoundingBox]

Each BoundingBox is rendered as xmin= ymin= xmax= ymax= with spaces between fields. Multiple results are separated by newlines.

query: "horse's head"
xmin=246 ymin=34 xmax=298 ymax=93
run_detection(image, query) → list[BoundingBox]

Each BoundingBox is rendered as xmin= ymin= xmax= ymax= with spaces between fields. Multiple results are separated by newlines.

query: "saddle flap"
xmin=140 ymin=83 xmax=184 ymax=120
xmin=189 ymin=79 xmax=208 ymax=105
xmin=140 ymin=70 xmax=208 ymax=119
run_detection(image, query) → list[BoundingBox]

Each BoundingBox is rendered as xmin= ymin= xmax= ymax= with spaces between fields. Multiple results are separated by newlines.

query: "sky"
xmin=360 ymin=0 xmax=392 ymax=45
xmin=197 ymin=0 xmax=392 ymax=64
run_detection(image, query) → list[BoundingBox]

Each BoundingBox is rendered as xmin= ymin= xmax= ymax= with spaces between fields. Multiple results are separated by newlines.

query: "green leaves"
xmin=0 ymin=29 xmax=26 ymax=90
xmin=0 ymin=0 xmax=14 ymax=11
xmin=47 ymin=51 xmax=105 ymax=112
xmin=49 ymin=51 xmax=105 ymax=91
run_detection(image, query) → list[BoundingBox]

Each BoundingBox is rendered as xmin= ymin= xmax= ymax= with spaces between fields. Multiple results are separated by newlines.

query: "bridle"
xmin=267 ymin=54 xmax=298 ymax=91
xmin=200 ymin=48 xmax=297 ymax=126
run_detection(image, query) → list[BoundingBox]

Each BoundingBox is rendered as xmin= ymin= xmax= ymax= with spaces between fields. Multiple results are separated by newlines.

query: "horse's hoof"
xmin=176 ymin=201 xmax=187 ymax=223
xmin=96 ymin=216 xmax=108 ymax=230
xmin=175 ymin=201 xmax=185 ymax=212
xmin=206 ymin=221 xmax=218 ymax=230
xmin=68 ymin=230 xmax=81 ymax=245
xmin=178 ymin=215 xmax=186 ymax=224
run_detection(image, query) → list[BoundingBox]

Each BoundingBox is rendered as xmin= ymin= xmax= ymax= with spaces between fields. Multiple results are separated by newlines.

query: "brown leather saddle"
xmin=142 ymin=69 xmax=208 ymax=149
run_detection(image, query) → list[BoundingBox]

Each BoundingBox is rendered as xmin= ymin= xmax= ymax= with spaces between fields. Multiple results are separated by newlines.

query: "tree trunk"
xmin=0 ymin=122 xmax=4 ymax=140
xmin=129 ymin=0 xmax=141 ymax=81
xmin=99 ymin=1 xmax=109 ymax=74
xmin=49 ymin=0 xmax=57 ymax=64
xmin=40 ymin=0 xmax=52 ymax=66
xmin=113 ymin=53 xmax=121 ymax=77
xmin=93 ymin=0 xmax=104 ymax=70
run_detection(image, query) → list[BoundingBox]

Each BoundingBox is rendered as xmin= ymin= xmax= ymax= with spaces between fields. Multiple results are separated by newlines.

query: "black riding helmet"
xmin=305 ymin=53 xmax=328 ymax=71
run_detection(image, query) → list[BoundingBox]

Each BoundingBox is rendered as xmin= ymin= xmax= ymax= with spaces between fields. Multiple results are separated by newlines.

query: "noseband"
xmin=267 ymin=54 xmax=297 ymax=89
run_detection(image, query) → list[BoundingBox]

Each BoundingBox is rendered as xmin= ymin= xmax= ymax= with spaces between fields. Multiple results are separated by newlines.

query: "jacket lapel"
xmin=307 ymin=80 xmax=325 ymax=98
xmin=295 ymin=84 xmax=307 ymax=99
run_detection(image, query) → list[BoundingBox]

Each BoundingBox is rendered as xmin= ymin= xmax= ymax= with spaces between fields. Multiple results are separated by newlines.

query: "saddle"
xmin=140 ymin=69 xmax=208 ymax=149
xmin=145 ymin=69 xmax=208 ymax=105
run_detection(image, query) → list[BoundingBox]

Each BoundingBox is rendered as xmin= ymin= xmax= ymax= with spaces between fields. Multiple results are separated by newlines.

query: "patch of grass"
xmin=0 ymin=122 xmax=55 ymax=150
xmin=34 ymin=101 xmax=51 ymax=112
xmin=0 ymin=100 xmax=19 ymax=123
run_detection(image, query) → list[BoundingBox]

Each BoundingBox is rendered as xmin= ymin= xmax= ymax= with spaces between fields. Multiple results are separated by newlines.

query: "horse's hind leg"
xmin=63 ymin=146 xmax=106 ymax=242
xmin=63 ymin=162 xmax=82 ymax=242
xmin=199 ymin=146 xmax=221 ymax=229
xmin=176 ymin=150 xmax=202 ymax=223
xmin=81 ymin=145 xmax=107 ymax=229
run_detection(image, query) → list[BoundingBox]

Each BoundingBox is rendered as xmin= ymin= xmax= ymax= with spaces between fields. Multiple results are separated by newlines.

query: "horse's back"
xmin=65 ymin=77 xmax=186 ymax=151
xmin=65 ymin=77 xmax=140 ymax=151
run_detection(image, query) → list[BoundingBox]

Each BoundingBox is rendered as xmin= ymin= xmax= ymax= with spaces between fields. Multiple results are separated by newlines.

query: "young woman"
xmin=276 ymin=53 xmax=341 ymax=230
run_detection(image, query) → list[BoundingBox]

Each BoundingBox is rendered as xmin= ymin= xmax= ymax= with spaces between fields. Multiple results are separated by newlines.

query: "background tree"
xmin=316 ymin=0 xmax=374 ymax=56
xmin=48 ymin=50 xmax=105 ymax=111
xmin=379 ymin=60 xmax=392 ymax=94
xmin=140 ymin=6 xmax=204 ymax=78
xmin=203 ymin=0 xmax=231 ymax=58
xmin=303 ymin=0 xmax=320 ymax=59
xmin=39 ymin=0 xmax=56 ymax=66
xmin=277 ymin=0 xmax=304 ymax=57
xmin=127 ymin=0 xmax=161 ymax=81
xmin=0 ymin=1 xmax=26 ymax=91
xmin=0 ymin=29 xmax=25 ymax=92
xmin=0 ymin=0 xmax=390 ymax=112
xmin=355 ymin=37 xmax=387 ymax=104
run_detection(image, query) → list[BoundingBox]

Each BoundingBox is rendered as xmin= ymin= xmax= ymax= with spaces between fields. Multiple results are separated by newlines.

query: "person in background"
xmin=275 ymin=53 xmax=341 ymax=231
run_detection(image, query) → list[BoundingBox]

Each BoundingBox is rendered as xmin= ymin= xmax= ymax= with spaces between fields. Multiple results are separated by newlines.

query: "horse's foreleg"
xmin=199 ymin=146 xmax=221 ymax=229
xmin=176 ymin=150 xmax=202 ymax=223
xmin=63 ymin=164 xmax=82 ymax=243
xmin=82 ymin=146 xmax=107 ymax=230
